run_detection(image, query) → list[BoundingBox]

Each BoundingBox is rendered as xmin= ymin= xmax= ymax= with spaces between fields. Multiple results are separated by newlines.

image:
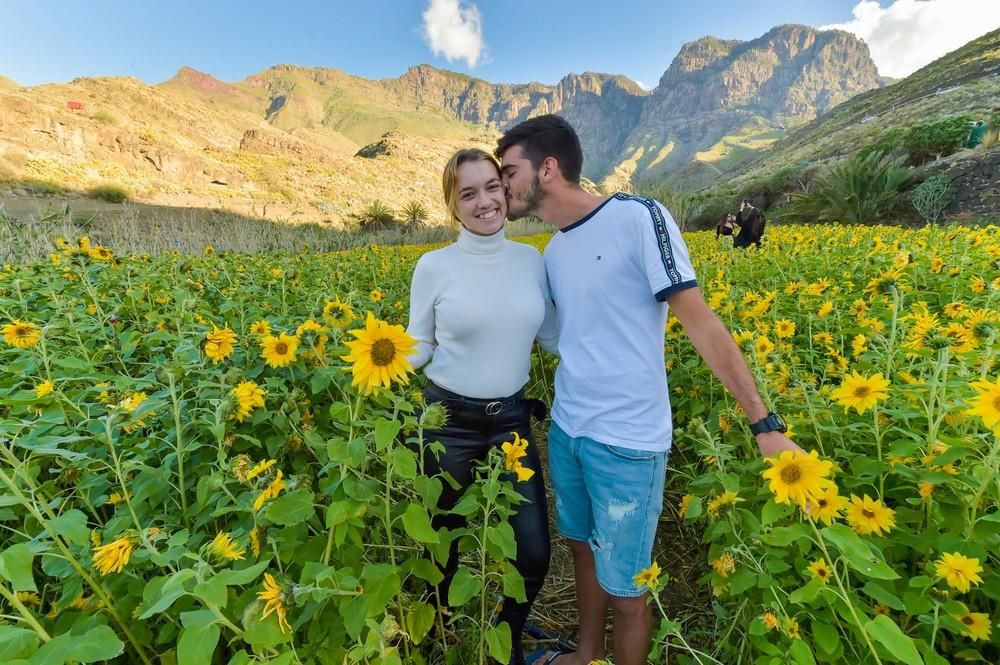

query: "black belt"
xmin=425 ymin=381 xmax=526 ymax=416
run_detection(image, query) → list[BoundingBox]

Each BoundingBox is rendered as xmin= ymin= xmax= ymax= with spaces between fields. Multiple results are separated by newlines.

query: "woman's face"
xmin=454 ymin=160 xmax=506 ymax=236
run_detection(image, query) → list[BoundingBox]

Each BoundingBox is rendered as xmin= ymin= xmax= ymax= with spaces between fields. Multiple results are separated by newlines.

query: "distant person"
xmin=733 ymin=199 xmax=765 ymax=249
xmin=716 ymin=212 xmax=736 ymax=240
xmin=406 ymin=148 xmax=558 ymax=665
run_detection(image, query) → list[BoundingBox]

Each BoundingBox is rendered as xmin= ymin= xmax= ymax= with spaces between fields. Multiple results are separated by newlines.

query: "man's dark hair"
xmin=495 ymin=114 xmax=583 ymax=184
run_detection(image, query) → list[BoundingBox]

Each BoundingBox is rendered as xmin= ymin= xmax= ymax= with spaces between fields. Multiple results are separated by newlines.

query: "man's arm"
xmin=667 ymin=287 xmax=801 ymax=457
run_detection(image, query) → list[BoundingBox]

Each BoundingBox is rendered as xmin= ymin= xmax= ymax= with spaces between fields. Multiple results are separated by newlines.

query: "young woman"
xmin=406 ymin=148 xmax=559 ymax=665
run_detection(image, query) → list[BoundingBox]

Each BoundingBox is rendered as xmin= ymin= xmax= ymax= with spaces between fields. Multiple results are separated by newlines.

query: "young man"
xmin=495 ymin=115 xmax=800 ymax=665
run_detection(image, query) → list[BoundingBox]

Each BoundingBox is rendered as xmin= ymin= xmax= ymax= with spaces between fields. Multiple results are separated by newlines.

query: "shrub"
xmin=88 ymin=183 xmax=130 ymax=203
xmin=903 ymin=115 xmax=972 ymax=163
xmin=400 ymin=201 xmax=429 ymax=227
xmin=356 ymin=199 xmax=396 ymax=231
xmin=910 ymin=174 xmax=955 ymax=225
xmin=91 ymin=109 xmax=118 ymax=126
xmin=635 ymin=182 xmax=701 ymax=231
xmin=780 ymin=151 xmax=913 ymax=225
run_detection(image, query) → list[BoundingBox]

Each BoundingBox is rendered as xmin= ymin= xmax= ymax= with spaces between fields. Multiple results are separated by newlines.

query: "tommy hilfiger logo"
xmin=596 ymin=255 xmax=601 ymax=260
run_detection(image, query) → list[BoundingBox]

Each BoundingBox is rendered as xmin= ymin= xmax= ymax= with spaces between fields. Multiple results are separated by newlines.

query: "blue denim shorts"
xmin=548 ymin=421 xmax=667 ymax=597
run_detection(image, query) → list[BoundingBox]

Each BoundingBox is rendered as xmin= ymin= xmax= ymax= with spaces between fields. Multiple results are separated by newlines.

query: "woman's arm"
xmin=405 ymin=257 xmax=437 ymax=370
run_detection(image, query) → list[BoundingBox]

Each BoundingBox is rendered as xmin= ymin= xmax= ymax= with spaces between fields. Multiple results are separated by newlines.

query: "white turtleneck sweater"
xmin=406 ymin=226 xmax=559 ymax=399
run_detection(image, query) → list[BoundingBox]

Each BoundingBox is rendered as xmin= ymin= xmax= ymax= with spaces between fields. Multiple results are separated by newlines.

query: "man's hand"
xmin=756 ymin=431 xmax=803 ymax=458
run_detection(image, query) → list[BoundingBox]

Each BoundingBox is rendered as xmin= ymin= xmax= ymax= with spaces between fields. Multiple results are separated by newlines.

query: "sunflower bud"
xmin=420 ymin=402 xmax=448 ymax=431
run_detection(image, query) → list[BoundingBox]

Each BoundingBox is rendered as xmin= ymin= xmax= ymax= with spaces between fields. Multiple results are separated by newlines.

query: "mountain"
xmin=0 ymin=23 xmax=884 ymax=223
xmin=0 ymin=76 xmax=17 ymax=91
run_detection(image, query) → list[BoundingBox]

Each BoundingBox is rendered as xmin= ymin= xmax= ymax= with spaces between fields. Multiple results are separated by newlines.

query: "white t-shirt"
xmin=544 ymin=193 xmax=698 ymax=451
xmin=407 ymin=226 xmax=559 ymax=399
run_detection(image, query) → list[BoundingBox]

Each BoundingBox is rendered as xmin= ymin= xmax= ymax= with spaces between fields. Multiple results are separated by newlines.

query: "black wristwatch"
xmin=750 ymin=411 xmax=787 ymax=435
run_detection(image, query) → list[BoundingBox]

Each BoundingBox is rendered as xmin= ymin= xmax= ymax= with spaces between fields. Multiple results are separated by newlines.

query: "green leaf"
xmin=193 ymin=575 xmax=228 ymax=609
xmin=788 ymin=577 xmax=825 ymax=604
xmin=788 ymin=639 xmax=817 ymax=665
xmin=448 ymin=568 xmax=481 ymax=606
xmin=216 ymin=559 xmax=270 ymax=587
xmin=864 ymin=615 xmax=924 ymax=665
xmin=325 ymin=499 xmax=368 ymax=528
xmin=408 ymin=558 xmax=444 ymax=586
xmin=139 ymin=569 xmax=197 ymax=619
xmin=821 ymin=524 xmax=899 ymax=580
xmin=761 ymin=524 xmax=807 ymax=547
xmin=374 ymin=417 xmax=402 ymax=450
xmin=0 ymin=544 xmax=36 ymax=592
xmin=762 ymin=500 xmax=794 ymax=525
xmin=406 ymin=602 xmax=436 ymax=644
xmin=486 ymin=623 xmax=512 ymax=664
xmin=47 ymin=509 xmax=90 ymax=546
xmin=0 ymin=626 xmax=38 ymax=660
xmin=812 ymin=621 xmax=841 ymax=657
xmin=178 ymin=611 xmax=221 ymax=665
xmin=684 ymin=495 xmax=703 ymax=520
xmin=486 ymin=522 xmax=516 ymax=560
xmin=402 ymin=504 xmax=439 ymax=544
xmin=862 ymin=582 xmax=905 ymax=611
xmin=32 ymin=625 xmax=125 ymax=664
xmin=265 ymin=490 xmax=315 ymax=526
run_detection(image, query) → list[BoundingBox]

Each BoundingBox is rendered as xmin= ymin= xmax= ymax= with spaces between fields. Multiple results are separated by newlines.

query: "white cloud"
xmin=822 ymin=0 xmax=1000 ymax=78
xmin=421 ymin=0 xmax=486 ymax=68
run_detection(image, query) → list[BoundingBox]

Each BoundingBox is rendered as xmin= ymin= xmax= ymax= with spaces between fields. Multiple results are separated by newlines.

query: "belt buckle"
xmin=484 ymin=401 xmax=503 ymax=416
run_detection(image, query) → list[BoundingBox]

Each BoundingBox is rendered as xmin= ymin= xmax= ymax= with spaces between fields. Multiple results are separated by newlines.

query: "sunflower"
xmin=712 ymin=552 xmax=736 ymax=578
xmin=845 ymin=494 xmax=895 ymax=536
xmin=830 ymin=371 xmax=890 ymax=414
xmin=249 ymin=320 xmax=271 ymax=336
xmin=774 ymin=320 xmax=796 ymax=338
xmin=816 ymin=301 xmax=834 ymax=318
xmin=2 ymin=320 xmax=41 ymax=348
xmin=258 ymin=572 xmax=292 ymax=633
xmin=918 ymin=482 xmax=936 ymax=501
xmin=934 ymin=552 xmax=983 ymax=593
xmin=762 ymin=612 xmax=780 ymax=631
xmin=851 ymin=334 xmax=867 ymax=358
xmin=253 ymin=470 xmax=286 ymax=511
xmin=250 ymin=527 xmax=263 ymax=559
xmin=92 ymin=536 xmax=136 ymax=575
xmin=501 ymin=432 xmax=535 ymax=482
xmin=204 ymin=326 xmax=238 ymax=363
xmin=246 ymin=458 xmax=277 ymax=481
xmin=369 ymin=289 xmax=385 ymax=302
xmin=323 ymin=299 xmax=355 ymax=328
xmin=707 ymin=490 xmax=742 ymax=518
xmin=231 ymin=381 xmax=266 ymax=422
xmin=954 ymin=612 xmax=992 ymax=641
xmin=678 ymin=494 xmax=694 ymax=519
xmin=208 ymin=532 xmax=246 ymax=562
xmin=784 ymin=617 xmax=801 ymax=640
xmin=261 ymin=333 xmax=300 ymax=368
xmin=633 ymin=561 xmax=662 ymax=590
xmin=341 ymin=313 xmax=417 ymax=395
xmin=755 ymin=336 xmax=775 ymax=359
xmin=761 ymin=450 xmax=835 ymax=509
xmin=35 ymin=380 xmax=55 ymax=399
xmin=807 ymin=559 xmax=832 ymax=583
xmin=807 ymin=486 xmax=847 ymax=525
xmin=812 ymin=331 xmax=834 ymax=347
xmin=965 ymin=378 xmax=1000 ymax=435
xmin=296 ymin=319 xmax=327 ymax=336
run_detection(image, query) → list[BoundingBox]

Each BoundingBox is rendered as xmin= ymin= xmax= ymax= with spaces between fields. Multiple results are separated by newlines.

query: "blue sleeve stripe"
xmin=655 ymin=280 xmax=698 ymax=301
xmin=615 ymin=193 xmax=684 ymax=285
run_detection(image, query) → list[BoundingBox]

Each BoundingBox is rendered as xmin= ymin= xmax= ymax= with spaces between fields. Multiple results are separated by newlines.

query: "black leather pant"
xmin=421 ymin=383 xmax=550 ymax=665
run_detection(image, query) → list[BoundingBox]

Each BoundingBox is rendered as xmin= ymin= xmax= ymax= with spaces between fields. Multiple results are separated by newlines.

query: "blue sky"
xmin=3 ymin=1 xmax=999 ymax=87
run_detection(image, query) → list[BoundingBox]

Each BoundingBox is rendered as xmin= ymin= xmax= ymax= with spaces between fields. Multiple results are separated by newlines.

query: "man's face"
xmin=499 ymin=145 xmax=545 ymax=220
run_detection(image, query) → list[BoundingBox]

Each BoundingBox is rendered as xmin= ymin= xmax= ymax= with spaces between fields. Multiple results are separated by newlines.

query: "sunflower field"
xmin=0 ymin=222 xmax=998 ymax=665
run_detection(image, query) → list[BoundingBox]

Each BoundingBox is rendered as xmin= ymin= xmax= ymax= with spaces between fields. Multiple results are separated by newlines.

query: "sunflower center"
xmin=993 ymin=395 xmax=1000 ymax=411
xmin=817 ymin=498 xmax=828 ymax=508
xmin=962 ymin=615 xmax=974 ymax=626
xmin=862 ymin=508 xmax=875 ymax=519
xmin=275 ymin=342 xmax=288 ymax=355
xmin=853 ymin=386 xmax=871 ymax=398
xmin=779 ymin=464 xmax=802 ymax=484
xmin=15 ymin=326 xmax=29 ymax=336
xmin=371 ymin=339 xmax=397 ymax=366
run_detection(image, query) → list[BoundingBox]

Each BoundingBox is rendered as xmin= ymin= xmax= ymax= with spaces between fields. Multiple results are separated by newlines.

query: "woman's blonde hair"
xmin=441 ymin=148 xmax=501 ymax=229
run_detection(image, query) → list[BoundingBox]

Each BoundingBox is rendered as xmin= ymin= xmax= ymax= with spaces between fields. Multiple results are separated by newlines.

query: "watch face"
xmin=770 ymin=413 xmax=787 ymax=432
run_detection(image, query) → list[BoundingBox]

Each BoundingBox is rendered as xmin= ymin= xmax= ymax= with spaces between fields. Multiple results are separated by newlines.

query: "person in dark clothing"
xmin=716 ymin=212 xmax=736 ymax=239
xmin=733 ymin=199 xmax=766 ymax=249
